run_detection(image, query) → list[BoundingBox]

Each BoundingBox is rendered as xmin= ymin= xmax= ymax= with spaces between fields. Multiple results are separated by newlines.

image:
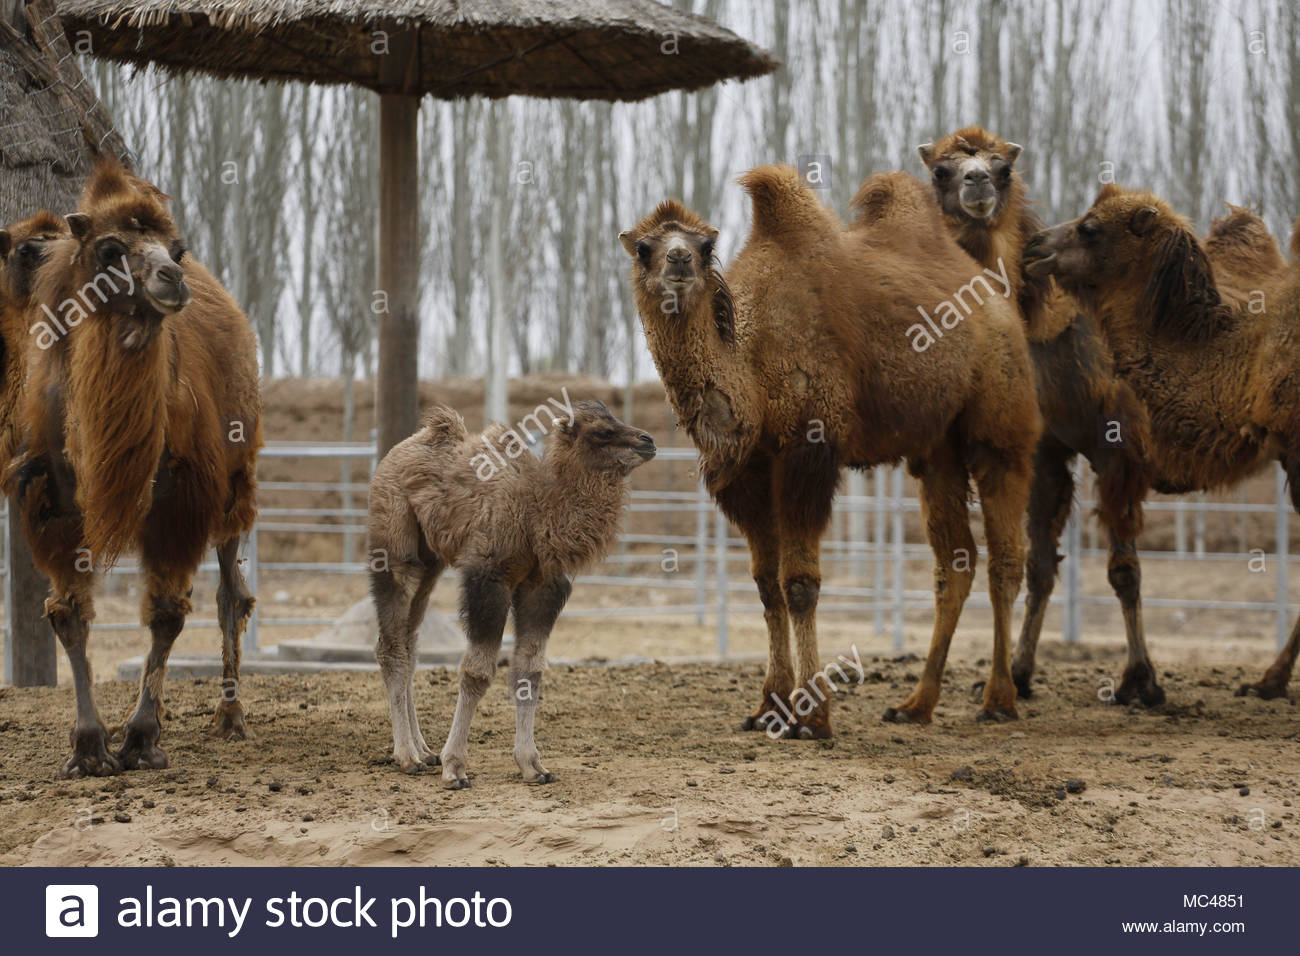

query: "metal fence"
xmin=2 ymin=444 xmax=1294 ymax=681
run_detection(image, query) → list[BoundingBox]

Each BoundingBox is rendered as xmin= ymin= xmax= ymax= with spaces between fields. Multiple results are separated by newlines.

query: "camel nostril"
xmin=666 ymin=249 xmax=691 ymax=264
xmin=158 ymin=263 xmax=184 ymax=285
xmin=964 ymin=171 xmax=990 ymax=185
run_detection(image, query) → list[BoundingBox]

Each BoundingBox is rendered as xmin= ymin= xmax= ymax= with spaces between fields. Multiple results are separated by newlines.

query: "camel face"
xmin=64 ymin=199 xmax=191 ymax=321
xmin=918 ymin=127 xmax=1022 ymax=224
xmin=0 ymin=212 xmax=65 ymax=305
xmin=559 ymin=399 xmax=656 ymax=475
xmin=1023 ymin=184 xmax=1177 ymax=297
xmin=620 ymin=200 xmax=720 ymax=313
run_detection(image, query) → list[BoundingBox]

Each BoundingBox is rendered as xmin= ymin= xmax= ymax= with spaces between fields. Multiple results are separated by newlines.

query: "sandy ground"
xmin=1 ymin=637 xmax=1296 ymax=867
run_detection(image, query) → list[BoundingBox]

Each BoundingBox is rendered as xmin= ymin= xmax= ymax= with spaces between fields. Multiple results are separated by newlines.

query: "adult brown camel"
xmin=5 ymin=161 xmax=262 ymax=776
xmin=919 ymin=127 xmax=1287 ymax=707
xmin=621 ymin=166 xmax=1040 ymax=736
xmin=0 ymin=211 xmax=65 ymax=466
xmin=368 ymin=401 xmax=655 ymax=787
xmin=1024 ymin=183 xmax=1300 ymax=700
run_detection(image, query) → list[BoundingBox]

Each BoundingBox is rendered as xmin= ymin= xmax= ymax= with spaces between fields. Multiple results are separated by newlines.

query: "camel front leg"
xmin=118 ymin=570 xmax=194 ymax=769
xmin=884 ymin=449 xmax=975 ymax=724
xmin=212 ymin=536 xmax=256 ymax=740
xmin=510 ymin=576 xmax=571 ymax=784
xmin=48 ymin=572 xmax=119 ymax=777
xmin=974 ymin=455 xmax=1031 ymax=722
xmin=1106 ymin=534 xmax=1164 ymax=706
xmin=1012 ymin=440 xmax=1075 ymax=698
xmin=773 ymin=449 xmax=838 ymax=739
xmin=715 ymin=456 xmax=794 ymax=734
xmin=441 ymin=566 xmax=510 ymax=789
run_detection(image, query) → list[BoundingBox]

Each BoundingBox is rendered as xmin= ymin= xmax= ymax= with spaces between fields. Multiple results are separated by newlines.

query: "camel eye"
xmin=933 ymin=165 xmax=953 ymax=183
xmin=994 ymin=162 xmax=1011 ymax=183
xmin=94 ymin=237 xmax=127 ymax=268
xmin=635 ymin=240 xmax=652 ymax=265
xmin=170 ymin=239 xmax=187 ymax=264
xmin=700 ymin=238 xmax=715 ymax=260
xmin=1078 ymin=220 xmax=1101 ymax=240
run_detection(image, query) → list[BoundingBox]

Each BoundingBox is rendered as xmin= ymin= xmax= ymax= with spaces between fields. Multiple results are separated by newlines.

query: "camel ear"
xmin=65 ymin=213 xmax=92 ymax=241
xmin=1129 ymin=206 xmax=1159 ymax=237
xmin=1004 ymin=142 xmax=1023 ymax=164
xmin=618 ymin=230 xmax=638 ymax=257
xmin=916 ymin=143 xmax=935 ymax=166
xmin=0 ymin=230 xmax=10 ymax=260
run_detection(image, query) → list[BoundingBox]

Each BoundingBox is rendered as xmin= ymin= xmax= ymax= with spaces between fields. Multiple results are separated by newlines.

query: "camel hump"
xmin=737 ymin=164 xmax=833 ymax=241
xmin=850 ymin=170 xmax=936 ymax=228
xmin=418 ymin=405 xmax=467 ymax=445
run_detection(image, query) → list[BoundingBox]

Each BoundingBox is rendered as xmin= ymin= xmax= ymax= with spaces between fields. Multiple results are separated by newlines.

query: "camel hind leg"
xmin=1011 ymin=438 xmax=1075 ymax=698
xmin=212 ymin=535 xmax=256 ymax=739
xmin=373 ymin=556 xmax=441 ymax=773
xmin=884 ymin=443 xmax=975 ymax=724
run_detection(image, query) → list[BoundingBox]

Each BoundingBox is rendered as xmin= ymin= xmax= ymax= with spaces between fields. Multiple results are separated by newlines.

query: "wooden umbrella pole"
xmin=375 ymin=91 xmax=421 ymax=458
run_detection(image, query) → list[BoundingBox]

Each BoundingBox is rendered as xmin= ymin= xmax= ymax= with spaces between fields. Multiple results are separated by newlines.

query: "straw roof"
xmin=2 ymin=0 xmax=127 ymax=219
xmin=55 ymin=0 xmax=778 ymax=99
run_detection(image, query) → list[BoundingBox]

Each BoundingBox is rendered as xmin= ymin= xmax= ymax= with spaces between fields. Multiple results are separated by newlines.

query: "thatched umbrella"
xmin=55 ymin=0 xmax=778 ymax=454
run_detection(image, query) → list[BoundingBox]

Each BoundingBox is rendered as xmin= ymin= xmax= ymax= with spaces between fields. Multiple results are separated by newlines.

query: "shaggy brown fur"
xmin=0 ymin=211 xmax=65 ymax=467
xmin=5 ymin=161 xmax=262 ymax=777
xmin=921 ymin=126 xmax=1166 ymax=704
xmin=922 ymin=127 xmax=1291 ymax=708
xmin=1025 ymin=184 xmax=1300 ymax=699
xmin=367 ymin=400 xmax=655 ymax=787
xmin=622 ymin=166 xmax=1041 ymax=735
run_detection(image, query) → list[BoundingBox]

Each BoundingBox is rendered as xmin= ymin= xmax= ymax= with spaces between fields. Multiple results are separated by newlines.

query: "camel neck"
xmin=531 ymin=453 xmax=627 ymax=576
xmin=63 ymin=314 xmax=171 ymax=563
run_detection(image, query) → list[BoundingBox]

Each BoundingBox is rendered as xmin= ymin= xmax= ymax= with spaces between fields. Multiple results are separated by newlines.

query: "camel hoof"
xmin=1236 ymin=680 xmax=1288 ymax=701
xmin=740 ymin=711 xmax=779 ymax=732
xmin=397 ymin=759 xmax=428 ymax=775
xmin=445 ymin=777 xmax=471 ymax=791
xmin=212 ymin=701 xmax=254 ymax=741
xmin=117 ymin=743 xmax=169 ymax=771
xmin=61 ymin=749 xmax=123 ymax=779
xmin=1115 ymin=668 xmax=1166 ymax=708
xmin=1011 ymin=670 xmax=1035 ymax=700
xmin=975 ymin=706 xmax=1019 ymax=723
xmin=525 ymin=772 xmax=556 ymax=785
xmin=882 ymin=706 xmax=930 ymax=725
xmin=62 ymin=725 xmax=123 ymax=778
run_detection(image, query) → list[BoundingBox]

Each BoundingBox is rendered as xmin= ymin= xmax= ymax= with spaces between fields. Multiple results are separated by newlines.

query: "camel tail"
xmin=417 ymin=405 xmax=467 ymax=446
xmin=737 ymin=164 xmax=829 ymax=240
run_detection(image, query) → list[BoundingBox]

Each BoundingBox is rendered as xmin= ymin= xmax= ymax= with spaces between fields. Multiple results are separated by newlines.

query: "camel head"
xmin=620 ymin=201 xmax=734 ymax=342
xmin=0 ymin=211 xmax=66 ymax=306
xmin=1024 ymin=184 xmax=1230 ymax=340
xmin=918 ymin=126 xmax=1023 ymax=224
xmin=64 ymin=161 xmax=190 ymax=324
xmin=552 ymin=399 xmax=656 ymax=476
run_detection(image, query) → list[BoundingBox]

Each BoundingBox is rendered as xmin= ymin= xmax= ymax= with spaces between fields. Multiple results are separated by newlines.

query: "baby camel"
xmin=367 ymin=400 xmax=655 ymax=788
